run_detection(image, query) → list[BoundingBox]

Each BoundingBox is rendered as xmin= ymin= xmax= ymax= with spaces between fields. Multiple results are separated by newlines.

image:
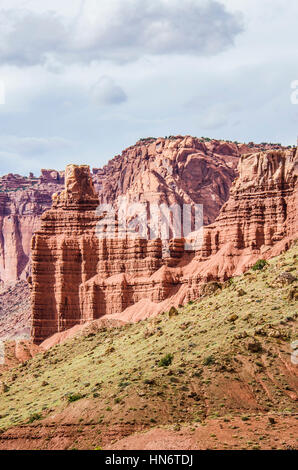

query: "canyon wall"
xmin=31 ymin=164 xmax=188 ymax=343
xmin=0 ymin=171 xmax=64 ymax=283
xmin=93 ymin=136 xmax=241 ymax=225
xmin=31 ymin=147 xmax=298 ymax=344
xmin=193 ymin=148 xmax=298 ymax=278
xmin=2 ymin=136 xmax=283 ymax=285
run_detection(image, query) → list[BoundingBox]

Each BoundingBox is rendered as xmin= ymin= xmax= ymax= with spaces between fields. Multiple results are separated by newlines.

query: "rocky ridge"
xmin=30 ymin=146 xmax=297 ymax=344
xmin=1 ymin=136 xmax=289 ymax=285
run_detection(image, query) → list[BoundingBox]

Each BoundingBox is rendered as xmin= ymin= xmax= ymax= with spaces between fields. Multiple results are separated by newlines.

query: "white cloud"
xmin=0 ymin=9 xmax=67 ymax=66
xmin=0 ymin=1 xmax=243 ymax=66
xmin=0 ymin=0 xmax=297 ymax=177
xmin=90 ymin=76 xmax=127 ymax=106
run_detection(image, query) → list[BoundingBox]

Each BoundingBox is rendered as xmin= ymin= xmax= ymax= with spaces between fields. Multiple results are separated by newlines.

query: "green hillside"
xmin=0 ymin=244 xmax=297 ymax=449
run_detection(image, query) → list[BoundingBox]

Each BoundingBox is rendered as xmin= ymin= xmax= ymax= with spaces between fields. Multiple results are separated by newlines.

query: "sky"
xmin=0 ymin=0 xmax=297 ymax=176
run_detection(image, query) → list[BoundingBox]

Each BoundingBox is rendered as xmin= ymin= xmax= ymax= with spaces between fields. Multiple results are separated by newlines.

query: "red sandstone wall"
xmin=31 ymin=148 xmax=297 ymax=344
xmin=0 ymin=172 xmax=64 ymax=283
xmin=0 ymin=137 xmax=288 ymax=285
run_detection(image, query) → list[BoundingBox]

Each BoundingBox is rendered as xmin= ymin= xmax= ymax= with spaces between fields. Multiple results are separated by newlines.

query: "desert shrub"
xmin=241 ymin=415 xmax=250 ymax=421
xmin=67 ymin=393 xmax=83 ymax=403
xmin=139 ymin=137 xmax=156 ymax=142
xmin=252 ymin=259 xmax=268 ymax=271
xmin=118 ymin=381 xmax=130 ymax=389
xmin=203 ymin=355 xmax=215 ymax=366
xmin=28 ymin=412 xmax=42 ymax=423
xmin=158 ymin=353 xmax=174 ymax=367
xmin=143 ymin=378 xmax=155 ymax=385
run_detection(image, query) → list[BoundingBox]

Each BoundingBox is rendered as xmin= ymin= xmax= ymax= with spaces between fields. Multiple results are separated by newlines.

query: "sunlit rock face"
xmin=30 ymin=148 xmax=298 ymax=344
xmin=0 ymin=136 xmax=241 ymax=285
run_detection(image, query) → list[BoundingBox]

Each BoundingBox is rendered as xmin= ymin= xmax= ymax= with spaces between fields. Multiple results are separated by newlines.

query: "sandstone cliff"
xmin=94 ymin=136 xmax=241 ymax=225
xmin=31 ymin=147 xmax=297 ymax=344
xmin=195 ymin=148 xmax=298 ymax=276
xmin=0 ymin=281 xmax=31 ymax=340
xmin=2 ymin=136 xmax=247 ymax=343
xmin=0 ymin=171 xmax=64 ymax=283
xmin=0 ymin=137 xmax=287 ymax=285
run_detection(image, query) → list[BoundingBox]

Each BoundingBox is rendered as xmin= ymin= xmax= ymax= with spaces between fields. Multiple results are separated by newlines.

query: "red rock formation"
xmin=2 ymin=136 xmax=245 ymax=344
xmin=31 ymin=165 xmax=186 ymax=342
xmin=30 ymin=165 xmax=99 ymax=343
xmin=0 ymin=172 xmax=64 ymax=283
xmin=199 ymin=149 xmax=298 ymax=261
xmin=0 ymin=137 xmax=289 ymax=285
xmin=94 ymin=136 xmax=241 ymax=225
xmin=94 ymin=147 xmax=297 ymax=323
xmin=31 ymin=147 xmax=297 ymax=344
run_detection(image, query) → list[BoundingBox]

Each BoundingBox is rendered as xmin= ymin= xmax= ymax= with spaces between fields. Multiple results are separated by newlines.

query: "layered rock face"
xmin=199 ymin=149 xmax=298 ymax=261
xmin=2 ymin=136 xmax=246 ymax=343
xmin=94 ymin=136 xmax=241 ymax=225
xmin=31 ymin=148 xmax=298 ymax=344
xmin=0 ymin=172 xmax=64 ymax=283
xmin=31 ymin=166 xmax=99 ymax=343
xmin=0 ymin=281 xmax=31 ymax=340
xmin=31 ymin=165 xmax=187 ymax=342
xmin=0 ymin=137 xmax=287 ymax=285
xmin=94 ymin=137 xmax=288 ymax=225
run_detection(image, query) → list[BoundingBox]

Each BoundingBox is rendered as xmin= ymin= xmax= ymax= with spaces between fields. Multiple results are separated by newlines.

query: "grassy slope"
xmin=0 ymin=245 xmax=297 ymax=449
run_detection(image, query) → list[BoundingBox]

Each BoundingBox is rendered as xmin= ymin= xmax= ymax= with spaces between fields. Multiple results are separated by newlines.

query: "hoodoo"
xmin=31 ymin=165 xmax=99 ymax=343
xmin=30 ymin=164 xmax=191 ymax=343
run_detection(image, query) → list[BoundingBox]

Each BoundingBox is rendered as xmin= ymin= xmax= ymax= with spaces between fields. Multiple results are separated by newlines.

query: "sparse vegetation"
xmin=158 ymin=353 xmax=174 ymax=367
xmin=203 ymin=355 xmax=215 ymax=366
xmin=67 ymin=393 xmax=83 ymax=403
xmin=252 ymin=259 xmax=268 ymax=271
xmin=0 ymin=245 xmax=296 ymax=451
xmin=139 ymin=137 xmax=156 ymax=142
xmin=28 ymin=413 xmax=42 ymax=423
xmin=241 ymin=415 xmax=250 ymax=422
